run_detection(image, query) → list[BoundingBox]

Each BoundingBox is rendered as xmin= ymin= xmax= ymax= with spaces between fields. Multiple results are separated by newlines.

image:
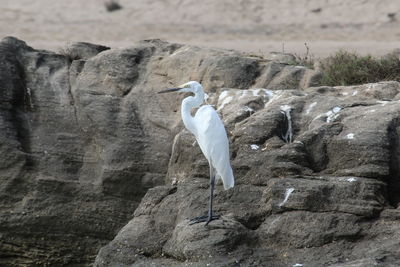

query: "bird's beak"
xmin=158 ymin=87 xmax=182 ymax=94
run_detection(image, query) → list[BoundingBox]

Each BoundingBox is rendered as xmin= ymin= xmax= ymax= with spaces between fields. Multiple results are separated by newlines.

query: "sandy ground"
xmin=1 ymin=0 xmax=400 ymax=57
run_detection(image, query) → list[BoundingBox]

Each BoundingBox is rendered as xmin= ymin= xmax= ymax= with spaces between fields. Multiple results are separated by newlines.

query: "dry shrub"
xmin=320 ymin=50 xmax=400 ymax=86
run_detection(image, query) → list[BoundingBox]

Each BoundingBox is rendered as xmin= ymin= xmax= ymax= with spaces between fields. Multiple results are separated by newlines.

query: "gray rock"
xmin=163 ymin=216 xmax=248 ymax=261
xmin=264 ymin=52 xmax=297 ymax=64
xmin=1 ymin=36 xmax=400 ymax=266
xmin=259 ymin=211 xmax=361 ymax=248
xmin=98 ymin=79 xmax=400 ymax=266
xmin=265 ymin=176 xmax=386 ymax=217
xmin=60 ymin=42 xmax=110 ymax=61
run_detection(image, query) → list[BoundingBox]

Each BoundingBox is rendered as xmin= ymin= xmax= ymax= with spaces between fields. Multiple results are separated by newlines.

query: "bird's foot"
xmin=189 ymin=214 xmax=220 ymax=225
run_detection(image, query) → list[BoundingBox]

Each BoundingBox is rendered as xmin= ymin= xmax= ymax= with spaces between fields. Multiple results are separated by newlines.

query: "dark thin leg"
xmin=205 ymin=175 xmax=216 ymax=225
xmin=189 ymin=164 xmax=220 ymax=225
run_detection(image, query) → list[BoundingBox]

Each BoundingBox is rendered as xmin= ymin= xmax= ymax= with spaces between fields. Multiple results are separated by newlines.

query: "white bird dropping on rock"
xmin=280 ymin=105 xmax=293 ymax=143
xmin=250 ymin=144 xmax=259 ymax=150
xmin=326 ymin=106 xmax=342 ymax=123
xmin=306 ymin=101 xmax=317 ymax=114
xmin=279 ymin=188 xmax=295 ymax=207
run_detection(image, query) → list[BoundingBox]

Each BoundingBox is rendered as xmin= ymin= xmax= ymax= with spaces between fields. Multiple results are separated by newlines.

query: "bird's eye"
xmin=184 ymin=84 xmax=190 ymax=88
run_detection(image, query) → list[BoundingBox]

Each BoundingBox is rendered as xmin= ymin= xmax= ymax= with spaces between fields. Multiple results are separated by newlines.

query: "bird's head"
xmin=158 ymin=81 xmax=203 ymax=94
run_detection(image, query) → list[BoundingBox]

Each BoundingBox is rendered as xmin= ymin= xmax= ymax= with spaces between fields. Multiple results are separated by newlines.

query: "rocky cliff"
xmin=0 ymin=37 xmax=399 ymax=266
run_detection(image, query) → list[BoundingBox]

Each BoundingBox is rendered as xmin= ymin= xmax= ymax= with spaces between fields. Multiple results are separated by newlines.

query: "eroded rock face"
xmin=0 ymin=37 xmax=157 ymax=265
xmin=0 ymin=37 xmax=322 ymax=265
xmin=1 ymin=37 xmax=400 ymax=266
xmin=96 ymin=78 xmax=400 ymax=266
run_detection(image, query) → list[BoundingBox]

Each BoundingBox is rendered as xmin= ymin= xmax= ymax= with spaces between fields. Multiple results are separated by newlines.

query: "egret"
xmin=158 ymin=81 xmax=234 ymax=225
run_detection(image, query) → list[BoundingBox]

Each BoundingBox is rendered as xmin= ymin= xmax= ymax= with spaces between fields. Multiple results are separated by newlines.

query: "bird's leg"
xmin=205 ymin=174 xmax=219 ymax=225
xmin=189 ymin=165 xmax=219 ymax=225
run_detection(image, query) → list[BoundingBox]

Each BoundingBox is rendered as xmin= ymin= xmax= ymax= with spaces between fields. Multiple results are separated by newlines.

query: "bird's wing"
xmin=194 ymin=105 xmax=234 ymax=190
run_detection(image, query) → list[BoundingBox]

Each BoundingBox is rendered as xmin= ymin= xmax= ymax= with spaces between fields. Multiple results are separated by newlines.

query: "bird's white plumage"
xmin=193 ymin=105 xmax=234 ymax=189
xmin=176 ymin=81 xmax=234 ymax=190
xmin=158 ymin=81 xmax=234 ymax=224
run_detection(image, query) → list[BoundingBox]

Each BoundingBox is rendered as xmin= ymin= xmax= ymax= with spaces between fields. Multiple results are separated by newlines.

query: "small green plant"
xmin=319 ymin=50 xmax=400 ymax=86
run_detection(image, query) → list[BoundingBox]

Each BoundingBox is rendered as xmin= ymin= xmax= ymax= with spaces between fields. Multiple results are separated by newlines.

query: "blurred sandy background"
xmin=1 ymin=0 xmax=400 ymax=57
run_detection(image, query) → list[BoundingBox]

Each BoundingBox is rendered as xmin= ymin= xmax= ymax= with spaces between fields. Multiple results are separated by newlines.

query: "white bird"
xmin=158 ymin=81 xmax=234 ymax=225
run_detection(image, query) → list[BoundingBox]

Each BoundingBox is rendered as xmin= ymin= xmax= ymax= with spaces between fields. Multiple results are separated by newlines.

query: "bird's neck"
xmin=181 ymin=90 xmax=204 ymax=135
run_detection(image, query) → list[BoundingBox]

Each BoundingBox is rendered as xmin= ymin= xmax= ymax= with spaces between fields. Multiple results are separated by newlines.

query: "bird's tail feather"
xmin=216 ymin=166 xmax=234 ymax=190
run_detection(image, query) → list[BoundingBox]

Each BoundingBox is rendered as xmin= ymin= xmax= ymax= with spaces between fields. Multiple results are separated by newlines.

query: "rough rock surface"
xmin=1 ymin=37 xmax=400 ymax=266
xmin=96 ymin=75 xmax=400 ymax=264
